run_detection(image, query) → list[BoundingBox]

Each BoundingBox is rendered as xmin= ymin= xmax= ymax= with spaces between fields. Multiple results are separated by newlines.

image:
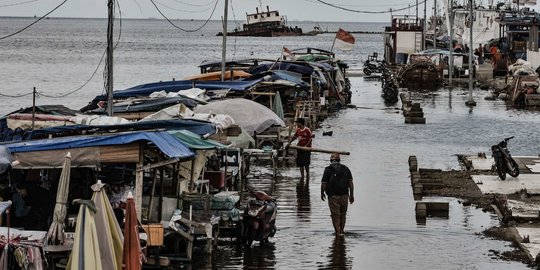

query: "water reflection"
xmin=320 ymin=236 xmax=352 ymax=269
xmin=296 ymin=179 xmax=311 ymax=221
xmin=243 ymin=242 xmax=276 ymax=269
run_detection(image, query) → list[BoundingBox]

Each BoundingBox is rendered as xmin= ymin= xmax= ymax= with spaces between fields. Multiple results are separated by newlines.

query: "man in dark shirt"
xmin=321 ymin=153 xmax=354 ymax=236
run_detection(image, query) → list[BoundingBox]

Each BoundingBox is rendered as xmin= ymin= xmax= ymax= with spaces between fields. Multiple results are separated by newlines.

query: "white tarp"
xmin=194 ymin=99 xmax=285 ymax=136
xmin=141 ymin=104 xmax=235 ymax=131
xmin=70 ymin=114 xmax=130 ymax=125
xmin=149 ymin=88 xmax=210 ymax=103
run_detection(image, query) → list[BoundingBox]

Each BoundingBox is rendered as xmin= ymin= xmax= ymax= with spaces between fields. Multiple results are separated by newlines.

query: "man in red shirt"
xmin=287 ymin=118 xmax=312 ymax=180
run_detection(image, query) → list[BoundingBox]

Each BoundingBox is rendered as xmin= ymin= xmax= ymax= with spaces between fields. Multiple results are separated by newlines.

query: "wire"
xmin=315 ymin=0 xmax=427 ymax=14
xmin=40 ymin=0 xmax=122 ymax=99
xmin=0 ymin=0 xmax=38 ymax=8
xmin=0 ymin=0 xmax=68 ymax=40
xmin=0 ymin=92 xmax=34 ymax=98
xmin=167 ymin=0 xmax=216 ymax=7
xmin=149 ymin=0 xmax=219 ymax=32
xmin=154 ymin=0 xmax=217 ymax=12
xmin=39 ymin=49 xmax=106 ymax=98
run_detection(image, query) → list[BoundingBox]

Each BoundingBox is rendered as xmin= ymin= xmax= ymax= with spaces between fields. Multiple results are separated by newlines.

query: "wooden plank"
xmin=137 ymin=158 xmax=181 ymax=172
xmin=100 ymin=143 xmax=139 ymax=163
xmin=287 ymin=145 xmax=350 ymax=155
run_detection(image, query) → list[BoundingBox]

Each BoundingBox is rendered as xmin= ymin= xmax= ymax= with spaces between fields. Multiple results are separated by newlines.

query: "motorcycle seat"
xmin=252 ymin=191 xmax=274 ymax=201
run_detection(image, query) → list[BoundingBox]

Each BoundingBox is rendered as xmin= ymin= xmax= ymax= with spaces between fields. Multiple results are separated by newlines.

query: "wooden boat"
xmin=217 ymin=6 xmax=302 ymax=37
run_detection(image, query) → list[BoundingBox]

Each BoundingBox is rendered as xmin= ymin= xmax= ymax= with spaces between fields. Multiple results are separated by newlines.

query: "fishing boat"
xmin=217 ymin=6 xmax=303 ymax=37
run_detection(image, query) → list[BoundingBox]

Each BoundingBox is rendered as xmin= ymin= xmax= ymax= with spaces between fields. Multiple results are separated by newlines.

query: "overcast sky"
xmin=0 ymin=0 xmax=539 ymax=22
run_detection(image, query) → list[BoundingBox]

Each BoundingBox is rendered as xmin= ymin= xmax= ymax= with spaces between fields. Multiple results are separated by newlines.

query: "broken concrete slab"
xmin=472 ymin=174 xmax=540 ymax=194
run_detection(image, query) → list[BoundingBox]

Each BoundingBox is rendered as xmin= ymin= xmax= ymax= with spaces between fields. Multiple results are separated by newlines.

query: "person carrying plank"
xmin=287 ymin=118 xmax=312 ymax=181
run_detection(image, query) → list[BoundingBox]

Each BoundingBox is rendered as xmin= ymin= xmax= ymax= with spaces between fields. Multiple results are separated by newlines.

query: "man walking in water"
xmin=321 ymin=153 xmax=354 ymax=236
xmin=287 ymin=118 xmax=312 ymax=180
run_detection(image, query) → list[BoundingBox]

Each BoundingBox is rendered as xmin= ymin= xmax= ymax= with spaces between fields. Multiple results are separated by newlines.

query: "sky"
xmin=0 ymin=0 xmax=539 ymax=23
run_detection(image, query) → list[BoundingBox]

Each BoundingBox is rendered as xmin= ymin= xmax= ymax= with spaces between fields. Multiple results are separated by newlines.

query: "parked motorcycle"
xmin=381 ymin=68 xmax=399 ymax=104
xmin=491 ymin=136 xmax=520 ymax=180
xmin=241 ymin=190 xmax=277 ymax=247
xmin=363 ymin=59 xmax=386 ymax=75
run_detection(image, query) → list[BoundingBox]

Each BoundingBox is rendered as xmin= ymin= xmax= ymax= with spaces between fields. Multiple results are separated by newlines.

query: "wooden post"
xmin=135 ymin=144 xmax=144 ymax=220
xmin=190 ymin=159 xmax=195 ymax=192
xmin=158 ymin=167 xmax=164 ymax=221
xmin=31 ymin=87 xmax=36 ymax=131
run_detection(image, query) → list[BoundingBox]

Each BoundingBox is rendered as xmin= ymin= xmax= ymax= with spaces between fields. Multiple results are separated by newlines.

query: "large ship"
xmin=217 ymin=6 xmax=303 ymax=37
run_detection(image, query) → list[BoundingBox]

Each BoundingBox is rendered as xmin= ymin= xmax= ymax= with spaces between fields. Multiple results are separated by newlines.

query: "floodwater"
xmin=2 ymin=17 xmax=540 ymax=269
xmin=197 ymin=79 xmax=538 ymax=270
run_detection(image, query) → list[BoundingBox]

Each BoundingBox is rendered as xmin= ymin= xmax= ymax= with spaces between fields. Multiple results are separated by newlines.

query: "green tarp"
xmin=168 ymin=130 xmax=226 ymax=150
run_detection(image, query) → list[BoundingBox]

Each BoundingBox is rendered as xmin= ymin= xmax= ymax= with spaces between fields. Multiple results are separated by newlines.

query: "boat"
xmin=217 ymin=6 xmax=303 ymax=37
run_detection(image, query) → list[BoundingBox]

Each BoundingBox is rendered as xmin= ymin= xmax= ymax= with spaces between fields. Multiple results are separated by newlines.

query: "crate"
xmin=142 ymin=224 xmax=164 ymax=246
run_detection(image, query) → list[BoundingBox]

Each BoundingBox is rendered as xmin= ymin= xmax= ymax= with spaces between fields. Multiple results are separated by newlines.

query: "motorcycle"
xmin=363 ymin=59 xmax=385 ymax=75
xmin=381 ymin=68 xmax=399 ymax=104
xmin=491 ymin=136 xmax=520 ymax=180
xmin=241 ymin=190 xmax=277 ymax=247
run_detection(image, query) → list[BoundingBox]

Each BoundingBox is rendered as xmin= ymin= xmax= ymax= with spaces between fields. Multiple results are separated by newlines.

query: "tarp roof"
xmin=168 ymin=130 xmax=226 ymax=150
xmin=4 ymin=131 xmax=195 ymax=159
xmin=92 ymin=80 xmax=262 ymax=101
xmin=194 ymin=98 xmax=285 ymax=136
xmin=28 ymin=119 xmax=216 ymax=140
xmin=249 ymin=62 xmax=315 ymax=76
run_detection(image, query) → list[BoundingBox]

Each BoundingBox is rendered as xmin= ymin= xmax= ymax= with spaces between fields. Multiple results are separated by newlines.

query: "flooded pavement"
xmin=194 ymin=78 xmax=540 ymax=269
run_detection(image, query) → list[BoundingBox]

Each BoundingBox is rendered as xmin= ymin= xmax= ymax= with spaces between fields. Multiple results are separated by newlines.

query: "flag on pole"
xmin=282 ymin=46 xmax=295 ymax=59
xmin=333 ymin=28 xmax=355 ymax=51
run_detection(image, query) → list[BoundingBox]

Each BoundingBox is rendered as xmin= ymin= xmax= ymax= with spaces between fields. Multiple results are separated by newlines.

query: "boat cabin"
xmin=384 ymin=15 xmax=425 ymax=64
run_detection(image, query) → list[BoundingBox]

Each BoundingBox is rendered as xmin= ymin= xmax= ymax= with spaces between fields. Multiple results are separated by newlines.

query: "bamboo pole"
xmin=288 ymin=145 xmax=350 ymax=155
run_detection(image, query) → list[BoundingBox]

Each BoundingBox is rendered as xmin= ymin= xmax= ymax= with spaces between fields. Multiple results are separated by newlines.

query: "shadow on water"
xmin=318 ymin=236 xmax=353 ymax=269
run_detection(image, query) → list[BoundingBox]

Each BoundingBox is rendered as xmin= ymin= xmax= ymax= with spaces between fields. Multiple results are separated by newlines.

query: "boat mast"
xmin=106 ymin=0 xmax=114 ymax=116
xmin=221 ymin=0 xmax=228 ymax=81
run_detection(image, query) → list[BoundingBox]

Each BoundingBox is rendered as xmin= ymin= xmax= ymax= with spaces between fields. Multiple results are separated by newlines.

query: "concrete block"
xmin=405 ymin=111 xmax=424 ymax=118
xmin=413 ymin=184 xmax=423 ymax=195
xmin=405 ymin=117 xmax=426 ymax=124
xmin=416 ymin=202 xmax=427 ymax=218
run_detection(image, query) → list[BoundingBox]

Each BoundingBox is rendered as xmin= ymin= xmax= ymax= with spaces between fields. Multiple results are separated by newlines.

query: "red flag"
xmin=282 ymin=46 xmax=294 ymax=59
xmin=334 ymin=28 xmax=355 ymax=51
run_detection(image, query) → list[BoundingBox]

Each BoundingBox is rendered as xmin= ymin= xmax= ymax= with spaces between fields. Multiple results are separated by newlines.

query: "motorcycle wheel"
xmin=508 ymin=158 xmax=520 ymax=177
xmin=496 ymin=158 xmax=506 ymax=180
xmin=363 ymin=68 xmax=372 ymax=76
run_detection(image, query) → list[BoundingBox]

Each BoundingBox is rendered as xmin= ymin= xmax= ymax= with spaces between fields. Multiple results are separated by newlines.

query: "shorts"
xmin=328 ymin=194 xmax=349 ymax=216
xmin=296 ymin=149 xmax=311 ymax=167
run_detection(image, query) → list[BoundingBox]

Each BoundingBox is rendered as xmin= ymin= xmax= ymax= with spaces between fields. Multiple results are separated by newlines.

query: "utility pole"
xmin=423 ymin=0 xmax=427 ymax=50
xmin=221 ymin=0 xmax=229 ymax=81
xmin=106 ymin=0 xmax=114 ymax=116
xmin=416 ymin=0 xmax=419 ymax=22
xmin=466 ymin=0 xmax=476 ymax=106
xmin=448 ymin=0 xmax=454 ymax=87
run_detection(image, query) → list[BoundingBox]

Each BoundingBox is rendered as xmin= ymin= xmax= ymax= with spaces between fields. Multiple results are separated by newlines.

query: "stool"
xmin=194 ymin=179 xmax=210 ymax=194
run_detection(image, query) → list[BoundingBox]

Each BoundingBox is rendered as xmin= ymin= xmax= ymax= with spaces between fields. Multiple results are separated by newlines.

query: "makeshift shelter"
xmin=66 ymin=200 xmax=102 ymax=270
xmin=91 ymin=180 xmax=123 ymax=270
xmin=46 ymin=152 xmax=72 ymax=245
xmin=3 ymin=131 xmax=196 ymax=219
xmin=194 ymin=99 xmax=285 ymax=136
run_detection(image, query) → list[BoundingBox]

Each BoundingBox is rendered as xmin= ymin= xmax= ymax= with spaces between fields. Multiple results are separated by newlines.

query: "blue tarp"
xmin=4 ymin=131 xmax=195 ymax=159
xmin=92 ymin=80 xmax=262 ymax=101
xmin=28 ymin=119 xmax=216 ymax=140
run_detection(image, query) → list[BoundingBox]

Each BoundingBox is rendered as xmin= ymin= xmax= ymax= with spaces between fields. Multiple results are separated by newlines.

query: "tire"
xmin=363 ymin=68 xmax=372 ymax=76
xmin=496 ymin=158 xmax=506 ymax=180
xmin=508 ymin=158 xmax=520 ymax=177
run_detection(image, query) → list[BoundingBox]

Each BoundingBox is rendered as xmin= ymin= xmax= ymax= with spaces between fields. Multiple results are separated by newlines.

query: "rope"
xmin=149 ymin=0 xmax=219 ymax=32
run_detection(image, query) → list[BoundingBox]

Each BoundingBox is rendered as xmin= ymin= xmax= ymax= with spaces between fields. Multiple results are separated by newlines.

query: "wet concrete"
xmin=183 ymin=78 xmax=540 ymax=269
